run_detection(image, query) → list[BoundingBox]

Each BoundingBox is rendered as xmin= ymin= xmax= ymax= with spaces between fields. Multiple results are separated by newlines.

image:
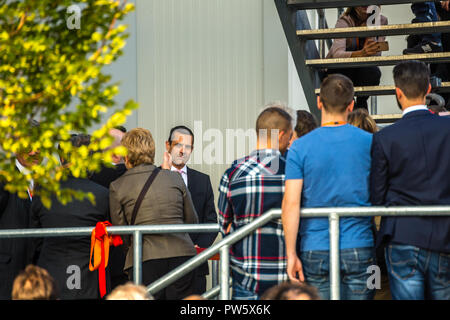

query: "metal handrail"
xmin=0 ymin=224 xmax=219 ymax=287
xmin=0 ymin=206 xmax=449 ymax=300
xmin=146 ymin=206 xmax=450 ymax=300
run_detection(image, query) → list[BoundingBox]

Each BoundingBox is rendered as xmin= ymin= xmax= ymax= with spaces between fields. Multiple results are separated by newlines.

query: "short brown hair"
xmin=256 ymin=107 xmax=292 ymax=139
xmin=295 ymin=110 xmax=318 ymax=138
xmin=106 ymin=282 xmax=153 ymax=300
xmin=348 ymin=109 xmax=378 ymax=134
xmin=12 ymin=265 xmax=58 ymax=300
xmin=261 ymin=281 xmax=321 ymax=300
xmin=320 ymin=74 xmax=355 ymax=113
xmin=121 ymin=128 xmax=155 ymax=167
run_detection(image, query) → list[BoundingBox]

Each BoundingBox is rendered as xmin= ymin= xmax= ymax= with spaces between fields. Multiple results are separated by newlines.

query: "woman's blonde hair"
xmin=121 ymin=128 xmax=155 ymax=167
xmin=106 ymin=282 xmax=153 ymax=300
xmin=12 ymin=265 xmax=58 ymax=300
xmin=348 ymin=108 xmax=378 ymax=134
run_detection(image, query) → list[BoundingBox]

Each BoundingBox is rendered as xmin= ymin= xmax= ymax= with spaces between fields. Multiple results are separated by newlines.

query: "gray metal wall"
xmin=109 ymin=0 xmax=288 ymax=197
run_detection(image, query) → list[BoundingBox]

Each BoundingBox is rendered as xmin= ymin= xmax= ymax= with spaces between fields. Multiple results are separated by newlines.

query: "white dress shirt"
xmin=171 ymin=165 xmax=188 ymax=187
xmin=15 ymin=159 xmax=34 ymax=201
xmin=402 ymin=105 xmax=428 ymax=116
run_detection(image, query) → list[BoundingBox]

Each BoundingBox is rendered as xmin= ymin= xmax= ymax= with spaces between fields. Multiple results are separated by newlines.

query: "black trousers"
xmin=130 ymin=256 xmax=195 ymax=300
xmin=326 ymin=66 xmax=382 ymax=110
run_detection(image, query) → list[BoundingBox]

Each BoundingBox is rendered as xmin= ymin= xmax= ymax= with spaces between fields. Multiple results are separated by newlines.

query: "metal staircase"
xmin=275 ymin=0 xmax=450 ymax=124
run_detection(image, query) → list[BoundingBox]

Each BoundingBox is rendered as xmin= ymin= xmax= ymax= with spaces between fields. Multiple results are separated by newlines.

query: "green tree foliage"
xmin=0 ymin=0 xmax=138 ymax=208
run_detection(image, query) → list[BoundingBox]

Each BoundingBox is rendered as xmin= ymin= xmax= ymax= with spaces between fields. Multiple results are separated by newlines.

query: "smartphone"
xmin=378 ymin=41 xmax=389 ymax=52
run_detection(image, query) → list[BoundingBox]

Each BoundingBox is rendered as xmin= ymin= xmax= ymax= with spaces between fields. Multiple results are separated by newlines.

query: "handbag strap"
xmin=127 ymin=167 xmax=160 ymax=226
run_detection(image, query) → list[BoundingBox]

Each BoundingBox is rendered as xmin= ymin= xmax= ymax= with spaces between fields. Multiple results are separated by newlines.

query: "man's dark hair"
xmin=58 ymin=134 xmax=92 ymax=165
xmin=256 ymin=107 xmax=292 ymax=138
xmin=70 ymin=134 xmax=91 ymax=148
xmin=261 ymin=282 xmax=321 ymax=300
xmin=393 ymin=60 xmax=430 ymax=100
xmin=168 ymin=125 xmax=194 ymax=146
xmin=319 ymin=74 xmax=355 ymax=113
xmin=114 ymin=126 xmax=127 ymax=133
xmin=295 ymin=110 xmax=318 ymax=138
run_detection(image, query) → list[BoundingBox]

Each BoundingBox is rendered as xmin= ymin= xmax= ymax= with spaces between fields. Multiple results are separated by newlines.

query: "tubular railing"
xmin=0 ymin=224 xmax=219 ymax=287
xmin=145 ymin=206 xmax=450 ymax=300
xmin=0 ymin=206 xmax=449 ymax=300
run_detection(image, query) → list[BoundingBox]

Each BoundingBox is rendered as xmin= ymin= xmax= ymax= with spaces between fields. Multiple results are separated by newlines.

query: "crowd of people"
xmin=1 ymin=49 xmax=450 ymax=301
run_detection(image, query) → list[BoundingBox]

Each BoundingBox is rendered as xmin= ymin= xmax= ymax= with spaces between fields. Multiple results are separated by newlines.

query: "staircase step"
xmin=371 ymin=113 xmax=402 ymax=124
xmin=314 ymin=82 xmax=450 ymax=96
xmin=297 ymin=21 xmax=450 ymax=40
xmin=288 ymin=0 xmax=431 ymax=10
xmin=306 ymin=52 xmax=450 ymax=69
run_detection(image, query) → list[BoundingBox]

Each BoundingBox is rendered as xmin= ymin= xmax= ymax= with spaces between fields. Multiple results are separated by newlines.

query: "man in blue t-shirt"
xmin=282 ymin=74 xmax=375 ymax=300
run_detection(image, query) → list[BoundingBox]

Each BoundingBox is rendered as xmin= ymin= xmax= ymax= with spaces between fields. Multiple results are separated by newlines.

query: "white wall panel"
xmin=136 ymin=0 xmax=287 ymax=197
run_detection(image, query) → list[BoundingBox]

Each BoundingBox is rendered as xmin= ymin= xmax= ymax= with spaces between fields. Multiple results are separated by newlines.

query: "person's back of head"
xmin=393 ymin=60 xmax=431 ymax=109
xmin=261 ymin=281 xmax=321 ymax=300
xmin=12 ymin=265 xmax=58 ymax=300
xmin=347 ymin=108 xmax=378 ymax=134
xmin=255 ymin=106 xmax=293 ymax=154
xmin=319 ymin=74 xmax=355 ymax=115
xmin=106 ymin=282 xmax=153 ymax=300
xmin=294 ymin=110 xmax=318 ymax=139
xmin=58 ymin=133 xmax=91 ymax=166
xmin=121 ymin=128 xmax=155 ymax=168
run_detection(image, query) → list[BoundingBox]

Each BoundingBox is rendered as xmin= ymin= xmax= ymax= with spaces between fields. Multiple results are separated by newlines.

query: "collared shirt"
xmin=171 ymin=165 xmax=188 ymax=187
xmin=218 ymin=149 xmax=288 ymax=295
xmin=15 ymin=159 xmax=33 ymax=201
xmin=402 ymin=105 xmax=428 ymax=116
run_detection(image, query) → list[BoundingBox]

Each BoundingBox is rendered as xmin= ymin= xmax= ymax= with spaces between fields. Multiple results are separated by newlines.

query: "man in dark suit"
xmin=0 ymin=121 xmax=41 ymax=299
xmin=89 ymin=128 xmax=128 ymax=289
xmin=32 ymin=134 xmax=110 ymax=299
xmin=370 ymin=60 xmax=450 ymax=300
xmin=162 ymin=125 xmax=218 ymax=294
xmin=0 ymin=151 xmax=41 ymax=300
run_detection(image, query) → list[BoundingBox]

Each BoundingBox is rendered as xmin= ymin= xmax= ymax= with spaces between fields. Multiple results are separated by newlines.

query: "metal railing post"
xmin=219 ymin=245 xmax=230 ymax=300
xmin=318 ymin=9 xmax=326 ymax=59
xmin=211 ymin=260 xmax=219 ymax=300
xmin=370 ymin=96 xmax=378 ymax=115
xmin=329 ymin=212 xmax=340 ymax=300
xmin=133 ymin=230 xmax=142 ymax=285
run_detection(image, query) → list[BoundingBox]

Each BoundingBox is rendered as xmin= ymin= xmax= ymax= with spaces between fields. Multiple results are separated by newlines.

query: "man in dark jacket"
xmin=0 ymin=120 xmax=41 ymax=299
xmin=32 ymin=134 xmax=110 ymax=299
xmin=163 ymin=126 xmax=218 ymax=294
xmin=370 ymin=61 xmax=450 ymax=300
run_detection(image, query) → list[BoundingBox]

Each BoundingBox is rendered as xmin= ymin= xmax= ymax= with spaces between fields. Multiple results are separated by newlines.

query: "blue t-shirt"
xmin=285 ymin=124 xmax=374 ymax=252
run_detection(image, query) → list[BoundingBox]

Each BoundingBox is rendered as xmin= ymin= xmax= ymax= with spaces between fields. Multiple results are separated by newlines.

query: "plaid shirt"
xmin=218 ymin=149 xmax=288 ymax=295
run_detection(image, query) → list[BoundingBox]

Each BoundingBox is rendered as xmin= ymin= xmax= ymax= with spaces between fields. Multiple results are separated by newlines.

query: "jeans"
xmin=231 ymin=281 xmax=259 ymax=300
xmin=385 ymin=244 xmax=450 ymax=300
xmin=411 ymin=2 xmax=441 ymax=45
xmin=300 ymin=247 xmax=376 ymax=300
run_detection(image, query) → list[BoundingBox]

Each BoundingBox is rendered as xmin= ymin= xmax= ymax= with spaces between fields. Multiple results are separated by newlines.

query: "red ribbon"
xmin=89 ymin=221 xmax=123 ymax=298
xmin=195 ymin=247 xmax=220 ymax=260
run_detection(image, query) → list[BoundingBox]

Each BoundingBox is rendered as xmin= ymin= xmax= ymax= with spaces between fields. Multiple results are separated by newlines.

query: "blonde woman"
xmin=109 ymin=128 xmax=198 ymax=300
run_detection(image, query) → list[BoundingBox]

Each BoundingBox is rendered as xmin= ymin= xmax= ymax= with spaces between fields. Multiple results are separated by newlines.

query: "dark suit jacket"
xmin=89 ymin=163 xmax=127 ymax=189
xmin=88 ymin=163 xmax=127 ymax=286
xmin=370 ymin=110 xmax=450 ymax=253
xmin=186 ymin=167 xmax=218 ymax=275
xmin=0 ymin=183 xmax=34 ymax=299
xmin=31 ymin=177 xmax=110 ymax=299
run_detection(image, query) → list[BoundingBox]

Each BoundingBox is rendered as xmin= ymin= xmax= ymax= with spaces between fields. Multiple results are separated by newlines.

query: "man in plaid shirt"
xmin=218 ymin=106 xmax=293 ymax=300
